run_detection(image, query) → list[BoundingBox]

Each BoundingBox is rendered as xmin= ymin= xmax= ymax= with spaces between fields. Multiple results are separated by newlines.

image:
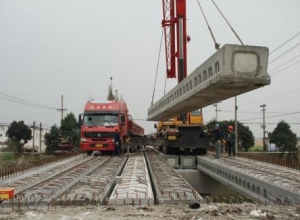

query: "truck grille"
xmin=84 ymin=132 xmax=114 ymax=138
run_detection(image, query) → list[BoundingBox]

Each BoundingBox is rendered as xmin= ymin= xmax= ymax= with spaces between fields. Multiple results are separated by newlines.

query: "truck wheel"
xmin=202 ymin=148 xmax=207 ymax=155
xmin=163 ymin=146 xmax=171 ymax=154
xmin=86 ymin=150 xmax=93 ymax=156
xmin=193 ymin=148 xmax=201 ymax=155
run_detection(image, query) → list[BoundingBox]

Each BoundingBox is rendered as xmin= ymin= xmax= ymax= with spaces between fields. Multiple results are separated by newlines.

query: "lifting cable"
xmin=196 ymin=0 xmax=220 ymax=50
xmin=151 ymin=29 xmax=164 ymax=106
xmin=211 ymin=0 xmax=244 ymax=46
xmin=163 ymin=74 xmax=167 ymax=95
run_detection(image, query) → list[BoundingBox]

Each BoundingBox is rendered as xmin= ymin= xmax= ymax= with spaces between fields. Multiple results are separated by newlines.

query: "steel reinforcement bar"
xmin=1 ymin=156 xmax=110 ymax=208
xmin=62 ymin=156 xmax=127 ymax=205
xmin=145 ymin=151 xmax=203 ymax=204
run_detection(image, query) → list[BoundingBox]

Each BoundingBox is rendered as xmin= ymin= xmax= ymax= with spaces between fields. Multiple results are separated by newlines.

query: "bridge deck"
xmin=197 ymin=155 xmax=300 ymax=205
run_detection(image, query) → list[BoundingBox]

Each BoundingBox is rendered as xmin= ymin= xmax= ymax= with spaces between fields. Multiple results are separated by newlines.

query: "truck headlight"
xmin=80 ymin=138 xmax=87 ymax=142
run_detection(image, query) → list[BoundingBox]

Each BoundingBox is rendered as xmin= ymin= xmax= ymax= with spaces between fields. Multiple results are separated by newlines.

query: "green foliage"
xmin=1 ymin=153 xmax=15 ymax=161
xmin=206 ymin=120 xmax=255 ymax=151
xmin=44 ymin=112 xmax=79 ymax=152
xmin=6 ymin=121 xmax=32 ymax=152
xmin=44 ymin=125 xmax=60 ymax=153
xmin=60 ymin=112 xmax=79 ymax=148
xmin=249 ymin=146 xmax=263 ymax=152
xmin=269 ymin=120 xmax=298 ymax=154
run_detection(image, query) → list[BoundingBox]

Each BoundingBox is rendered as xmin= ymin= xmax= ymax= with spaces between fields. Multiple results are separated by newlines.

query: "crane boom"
xmin=162 ymin=0 xmax=187 ymax=83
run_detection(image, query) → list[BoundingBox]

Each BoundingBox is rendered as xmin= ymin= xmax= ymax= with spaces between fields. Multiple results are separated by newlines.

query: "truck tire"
xmin=163 ymin=146 xmax=171 ymax=154
xmin=86 ymin=150 xmax=93 ymax=156
xmin=201 ymin=148 xmax=207 ymax=155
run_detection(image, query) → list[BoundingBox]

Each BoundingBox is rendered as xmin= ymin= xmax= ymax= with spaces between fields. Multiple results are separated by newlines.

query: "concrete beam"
xmin=148 ymin=44 xmax=270 ymax=121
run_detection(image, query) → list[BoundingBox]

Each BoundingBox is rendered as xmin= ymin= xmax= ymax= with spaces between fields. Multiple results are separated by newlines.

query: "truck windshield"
xmin=83 ymin=114 xmax=119 ymax=126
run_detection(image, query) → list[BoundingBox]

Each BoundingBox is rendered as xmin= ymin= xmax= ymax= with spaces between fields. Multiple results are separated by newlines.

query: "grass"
xmin=1 ymin=153 xmax=16 ymax=161
xmin=248 ymin=146 xmax=263 ymax=152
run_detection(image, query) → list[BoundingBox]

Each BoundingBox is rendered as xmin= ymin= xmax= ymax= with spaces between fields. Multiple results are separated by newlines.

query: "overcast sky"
xmin=0 ymin=0 xmax=300 ymax=138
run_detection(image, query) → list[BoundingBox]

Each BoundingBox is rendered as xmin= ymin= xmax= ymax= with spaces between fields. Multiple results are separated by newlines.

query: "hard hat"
xmin=215 ymin=123 xmax=219 ymax=127
xmin=228 ymin=125 xmax=233 ymax=130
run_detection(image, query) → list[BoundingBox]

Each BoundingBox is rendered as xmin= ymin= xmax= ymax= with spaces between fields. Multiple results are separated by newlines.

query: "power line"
xmin=270 ymin=59 xmax=300 ymax=76
xmin=269 ymin=31 xmax=300 ymax=55
xmin=219 ymin=110 xmax=293 ymax=115
xmin=269 ymin=54 xmax=300 ymax=73
xmin=0 ymin=95 xmax=56 ymax=110
xmin=0 ymin=91 xmax=56 ymax=110
xmin=268 ymin=42 xmax=300 ymax=64
xmin=241 ymin=111 xmax=300 ymax=122
xmin=238 ymin=88 xmax=300 ymax=107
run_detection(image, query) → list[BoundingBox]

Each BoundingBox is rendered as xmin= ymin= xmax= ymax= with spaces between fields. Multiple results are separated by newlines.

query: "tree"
xmin=6 ymin=121 xmax=32 ymax=152
xmin=60 ymin=112 xmax=79 ymax=148
xmin=206 ymin=120 xmax=255 ymax=151
xmin=269 ymin=120 xmax=297 ymax=154
xmin=44 ymin=125 xmax=60 ymax=153
xmin=107 ymin=85 xmax=115 ymax=101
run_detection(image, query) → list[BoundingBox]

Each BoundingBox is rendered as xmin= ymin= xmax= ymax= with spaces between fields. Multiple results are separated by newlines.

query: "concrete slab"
xmin=179 ymin=156 xmax=196 ymax=169
xmin=197 ymin=156 xmax=300 ymax=205
xmin=163 ymin=155 xmax=179 ymax=168
xmin=108 ymin=155 xmax=154 ymax=206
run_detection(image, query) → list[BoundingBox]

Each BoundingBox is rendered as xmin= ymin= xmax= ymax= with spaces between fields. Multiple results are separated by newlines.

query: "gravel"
xmin=0 ymin=203 xmax=298 ymax=220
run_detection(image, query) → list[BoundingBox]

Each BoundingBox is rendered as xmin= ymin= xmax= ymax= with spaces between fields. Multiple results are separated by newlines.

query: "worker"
xmin=227 ymin=125 xmax=236 ymax=158
xmin=114 ymin=128 xmax=122 ymax=156
xmin=214 ymin=123 xmax=222 ymax=159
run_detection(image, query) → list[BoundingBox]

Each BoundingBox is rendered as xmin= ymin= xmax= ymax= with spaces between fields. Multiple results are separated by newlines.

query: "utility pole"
xmin=32 ymin=121 xmax=36 ymax=149
xmin=57 ymin=95 xmax=67 ymax=121
xmin=39 ymin=122 xmax=42 ymax=155
xmin=235 ymin=97 xmax=238 ymax=155
xmin=115 ymin=89 xmax=119 ymax=101
xmin=260 ymin=104 xmax=266 ymax=151
xmin=213 ymin=103 xmax=218 ymax=121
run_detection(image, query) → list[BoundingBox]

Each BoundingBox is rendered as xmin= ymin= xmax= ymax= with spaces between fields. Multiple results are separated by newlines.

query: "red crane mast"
xmin=162 ymin=0 xmax=188 ymax=83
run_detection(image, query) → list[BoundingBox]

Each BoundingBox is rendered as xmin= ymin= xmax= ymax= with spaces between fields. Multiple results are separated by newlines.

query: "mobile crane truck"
xmin=154 ymin=109 xmax=212 ymax=154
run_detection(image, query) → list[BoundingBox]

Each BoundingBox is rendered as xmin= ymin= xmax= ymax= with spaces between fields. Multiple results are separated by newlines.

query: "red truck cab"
xmin=79 ymin=100 xmax=144 ymax=155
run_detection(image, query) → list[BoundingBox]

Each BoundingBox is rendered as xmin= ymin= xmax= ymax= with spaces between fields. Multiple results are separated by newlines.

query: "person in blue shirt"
xmin=113 ymin=128 xmax=122 ymax=156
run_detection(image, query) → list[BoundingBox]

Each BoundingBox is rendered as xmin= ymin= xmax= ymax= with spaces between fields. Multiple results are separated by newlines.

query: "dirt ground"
xmin=0 ymin=203 xmax=299 ymax=220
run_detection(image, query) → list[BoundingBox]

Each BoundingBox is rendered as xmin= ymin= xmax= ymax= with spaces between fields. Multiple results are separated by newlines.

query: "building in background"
xmin=0 ymin=123 xmax=9 ymax=149
xmin=0 ymin=122 xmax=49 ymax=152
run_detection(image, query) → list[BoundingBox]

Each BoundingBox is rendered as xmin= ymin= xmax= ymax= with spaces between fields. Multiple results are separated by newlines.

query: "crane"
xmin=162 ymin=0 xmax=189 ymax=83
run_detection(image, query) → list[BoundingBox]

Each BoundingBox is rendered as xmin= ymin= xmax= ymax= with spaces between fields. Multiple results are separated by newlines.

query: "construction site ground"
xmin=1 ymin=152 xmax=300 ymax=219
xmin=0 ymin=203 xmax=299 ymax=220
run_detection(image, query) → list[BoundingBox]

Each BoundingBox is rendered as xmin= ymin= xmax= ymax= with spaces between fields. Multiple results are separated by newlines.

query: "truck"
xmin=155 ymin=109 xmax=212 ymax=155
xmin=79 ymin=100 xmax=144 ymax=156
